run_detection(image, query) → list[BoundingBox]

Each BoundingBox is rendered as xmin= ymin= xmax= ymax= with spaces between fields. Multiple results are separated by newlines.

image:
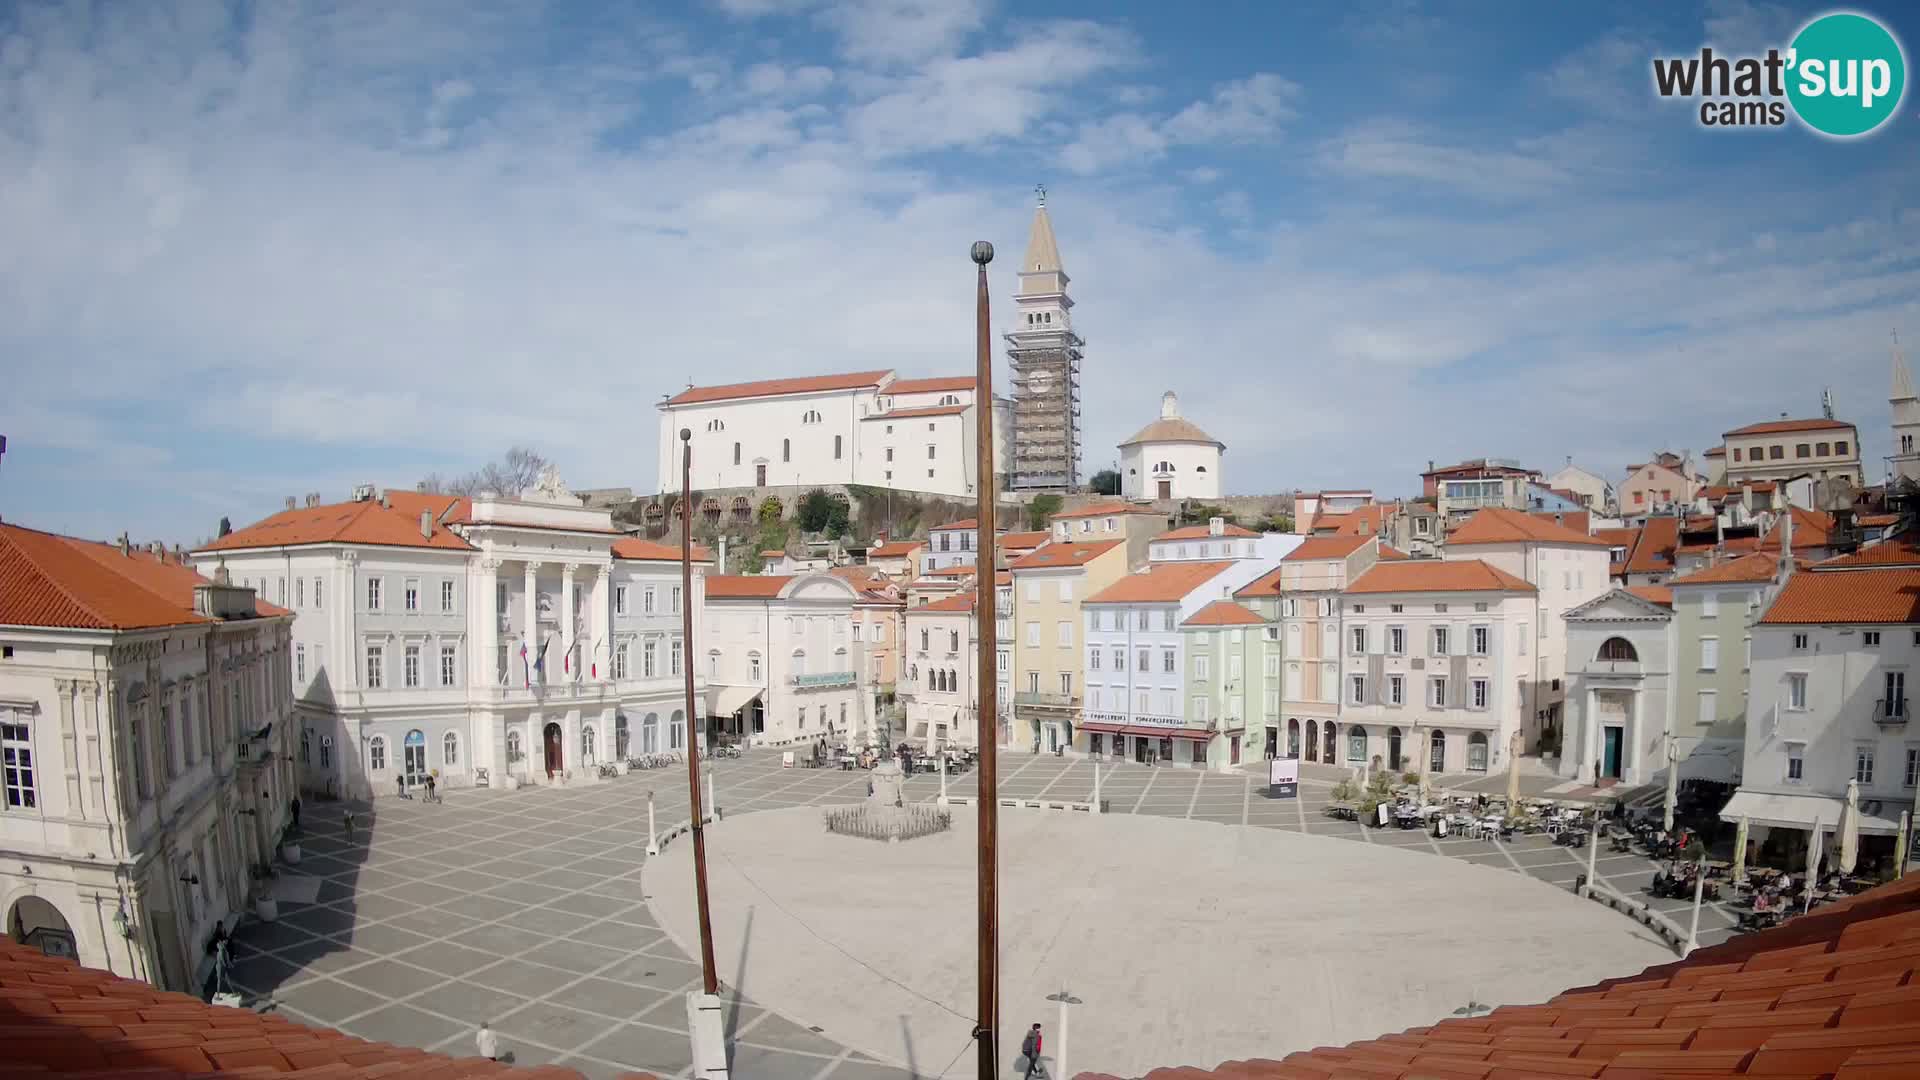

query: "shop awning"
xmin=1125 ymin=726 xmax=1210 ymax=740
xmin=706 ymin=684 xmax=763 ymax=718
xmin=1080 ymin=722 xmax=1125 ymax=735
xmin=1718 ymin=789 xmax=1902 ymax=835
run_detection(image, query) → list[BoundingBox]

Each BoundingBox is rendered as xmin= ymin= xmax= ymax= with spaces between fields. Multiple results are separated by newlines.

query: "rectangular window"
xmin=405 ymin=579 xmax=419 ymax=611
xmin=1057 ymin=579 xmax=1072 ymax=602
xmin=1088 ymin=648 xmax=1101 ymax=671
xmin=1060 ymin=672 xmax=1072 ymax=695
xmin=1137 ymin=610 xmax=1150 ymax=631
xmin=3 ymin=716 xmax=36 ymax=808
xmin=1701 ymin=592 xmax=1719 ymax=617
xmin=1195 ymin=655 xmax=1211 ymax=679
xmin=1786 ymin=744 xmax=1803 ymax=782
xmin=1471 ymin=626 xmax=1489 ymax=655
xmin=1056 ymin=621 xmax=1071 ymax=647
xmin=616 ymin=585 xmax=628 ymax=615
xmin=1700 ymin=636 xmax=1719 ymax=672
xmin=643 ymin=641 xmax=658 ymax=678
xmin=404 ymin=645 xmax=420 ymax=688
xmin=1769 ymin=445 xmax=1783 ymax=460
xmin=1471 ymin=678 xmax=1488 ymax=709
xmin=1161 ymin=610 xmax=1175 ymax=631
xmin=295 ymin=644 xmax=306 ymax=684
xmin=1192 ymin=697 xmax=1209 ymax=724
xmin=366 ymin=646 xmax=385 ymax=689
xmin=296 ymin=577 xmax=305 ymax=607
xmin=1905 ymin=746 xmax=1920 ymax=788
xmin=1698 ymin=689 xmax=1717 ymax=727
xmin=1788 ymin=673 xmax=1808 ymax=710
xmin=496 ymin=581 xmax=507 ymax=614
xmin=1163 ymin=648 xmax=1175 ymax=673
xmin=1025 ymin=622 xmax=1039 ymax=647
xmin=644 ymin=588 xmax=656 ymax=614
xmin=1432 ymin=626 xmax=1449 ymax=656
xmin=1864 ymin=630 xmax=1882 ymax=647
xmin=1138 ymin=648 xmax=1150 ymax=671
xmin=1855 ymin=745 xmax=1874 ymax=785
xmin=1518 ymin=623 xmax=1527 ymax=655
xmin=927 ymin=444 xmax=936 ymax=459
xmin=1387 ymin=674 xmax=1403 ymax=705
xmin=1112 ymin=648 xmax=1124 ymax=671
xmin=670 ymin=639 xmax=682 ymax=676
xmin=1795 ymin=443 xmax=1810 ymax=458
xmin=1025 ymin=580 xmax=1040 ymax=602
xmin=1431 ymin=677 xmax=1447 ymax=707
xmin=1793 ymin=632 xmax=1809 ymax=650
xmin=1388 ymin=626 xmax=1405 ymax=655
xmin=614 ymin=642 xmax=629 ymax=679
xmin=1350 ymin=675 xmax=1366 ymax=705
xmin=1887 ymin=671 xmax=1907 ymax=717
xmin=1350 ymin=626 xmax=1366 ymax=655
xmin=441 ymin=645 xmax=457 ymax=687
xmin=440 ymin=580 xmax=455 ymax=612
xmin=367 ymin=577 xmax=383 ymax=611
xmin=1744 ymin=636 xmax=1752 ymax=669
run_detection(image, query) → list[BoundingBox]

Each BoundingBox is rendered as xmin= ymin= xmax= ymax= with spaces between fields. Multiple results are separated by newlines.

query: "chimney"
xmin=420 ymin=510 xmax=433 ymax=539
xmin=417 ymin=481 xmax=428 ymax=493
xmin=118 ymin=532 xmax=129 ymax=556
xmin=286 ymin=496 xmax=296 ymax=511
xmin=215 ymin=559 xmax=230 ymax=585
xmin=1781 ymin=509 xmax=1794 ymax=561
xmin=149 ymin=540 xmax=162 ymax=557
xmin=379 ymin=492 xmax=390 ymax=510
xmin=1554 ymin=512 xmax=1564 ymax=527
xmin=1741 ymin=483 xmax=1753 ymax=513
xmin=1208 ymin=516 xmax=1225 ymax=537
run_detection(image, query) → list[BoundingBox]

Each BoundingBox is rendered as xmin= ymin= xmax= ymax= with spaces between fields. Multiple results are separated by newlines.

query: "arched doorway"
xmin=402 ymin=729 xmax=426 ymax=789
xmin=1323 ymin=722 xmax=1338 ymax=764
xmin=669 ymin=710 xmax=686 ymax=751
xmin=643 ymin=712 xmax=659 ymax=753
xmin=8 ymin=895 xmax=75 ymax=959
xmin=1429 ymin=730 xmax=1447 ymax=773
xmin=1388 ymin=727 xmax=1403 ymax=772
xmin=1468 ymin=731 xmax=1489 ymax=772
xmin=1304 ymin=720 xmax=1318 ymax=762
xmin=615 ymin=714 xmax=630 ymax=759
xmin=1287 ymin=718 xmax=1300 ymax=758
xmin=543 ymin=722 xmax=563 ymax=778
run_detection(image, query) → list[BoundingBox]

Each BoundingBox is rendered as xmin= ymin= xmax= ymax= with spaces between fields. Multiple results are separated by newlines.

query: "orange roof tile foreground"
xmin=1817 ymin=529 xmax=1920 ymax=568
xmin=1078 ymin=872 xmax=1920 ymax=1080
xmin=660 ymin=368 xmax=892 ymax=406
xmin=1760 ymin=565 xmax=1920 ymax=625
xmin=1085 ymin=561 xmax=1236 ymax=604
xmin=1347 ymin=559 xmax=1535 ymax=595
xmin=864 ymin=404 xmax=970 ymax=420
xmin=1669 ymin=551 xmax=1793 ymax=587
xmin=199 ymin=497 xmax=477 ymax=554
xmin=917 ymin=593 xmax=977 ymax=612
xmin=0 ymin=939 xmax=646 ymax=1079
xmin=868 ymin=540 xmax=924 ymax=557
xmin=1626 ymin=584 xmax=1673 ymax=607
xmin=1624 ymin=515 xmax=1682 ymax=576
xmin=1448 ymin=508 xmax=1611 ymax=547
xmin=2 ymin=523 xmax=285 ymax=630
xmin=1183 ymin=599 xmax=1266 ymax=626
xmin=1759 ymin=507 xmax=1837 ymax=552
xmin=703 ymin=574 xmax=793 ymax=599
xmin=884 ymin=375 xmax=975 ymax=395
xmin=1280 ymin=535 xmax=1374 ymax=562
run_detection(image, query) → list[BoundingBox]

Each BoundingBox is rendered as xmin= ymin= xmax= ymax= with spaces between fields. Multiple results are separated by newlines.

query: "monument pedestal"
xmin=686 ymin=991 xmax=731 ymax=1078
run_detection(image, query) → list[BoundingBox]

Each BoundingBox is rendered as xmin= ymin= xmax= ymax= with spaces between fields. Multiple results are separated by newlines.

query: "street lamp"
xmin=1045 ymin=989 xmax=1083 ymax=1080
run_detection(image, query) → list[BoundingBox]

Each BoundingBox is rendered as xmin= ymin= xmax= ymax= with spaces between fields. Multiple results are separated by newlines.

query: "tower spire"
xmin=1893 ymin=329 xmax=1915 ymax=403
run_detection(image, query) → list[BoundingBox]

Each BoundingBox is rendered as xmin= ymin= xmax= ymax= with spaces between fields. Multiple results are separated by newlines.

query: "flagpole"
xmin=680 ymin=428 xmax=720 ymax=993
xmin=969 ymin=238 xmax=1001 ymax=1080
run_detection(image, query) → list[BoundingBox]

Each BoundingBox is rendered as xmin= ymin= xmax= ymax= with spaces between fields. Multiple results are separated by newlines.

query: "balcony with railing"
xmin=792 ymin=671 xmax=858 ymax=690
xmin=1874 ymin=697 xmax=1908 ymax=727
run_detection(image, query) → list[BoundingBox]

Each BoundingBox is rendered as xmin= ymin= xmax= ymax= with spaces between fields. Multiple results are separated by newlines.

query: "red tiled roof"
xmin=868 ymin=540 xmax=924 ymax=557
xmin=1626 ymin=584 xmax=1673 ymax=607
xmin=0 ymin=939 xmax=635 ymax=1080
xmin=704 ymin=574 xmax=792 ymax=599
xmin=884 ymin=376 xmax=975 ymax=395
xmin=1704 ymin=444 xmax=1726 ymax=456
xmin=1376 ymin=545 xmax=1411 ymax=560
xmin=930 ymin=519 xmax=978 ymax=531
xmin=1182 ymin=599 xmax=1266 ymax=627
xmin=1050 ymin=500 xmax=1162 ymax=520
xmin=1155 ymin=523 xmax=1260 ymax=541
xmin=661 ymin=369 xmax=892 ymax=406
xmin=1089 ymin=873 xmax=1920 ymax=1080
xmin=863 ymin=404 xmax=970 ymax=420
xmin=199 ymin=497 xmax=477 ymax=554
xmin=1700 ymin=482 xmax=1778 ymax=501
xmin=1234 ymin=565 xmax=1287 ymax=598
xmin=1625 ymin=515 xmax=1682 ymax=575
xmin=1448 ymin=508 xmax=1610 ymax=547
xmin=610 ymin=537 xmax=712 ymax=562
xmin=1670 ymin=551 xmax=1793 ymax=587
xmin=1279 ymin=535 xmax=1373 ymax=562
xmin=1759 ymin=507 xmax=1837 ymax=552
xmin=1085 ymin=561 xmax=1236 ymax=604
xmin=997 ymin=530 xmax=1050 ymax=550
xmin=924 ymin=565 xmax=978 ymax=577
xmin=1530 ymin=509 xmax=1591 ymax=535
xmin=759 ymin=549 xmax=785 ymax=558
xmin=1332 ymin=505 xmax=1392 ymax=537
xmin=1009 ymin=539 xmax=1123 ymax=569
xmin=1421 ymin=459 xmax=1538 ymax=478
xmin=1347 ymin=558 xmax=1534 ymax=595
xmin=1 ymin=523 xmax=285 ymax=630
xmin=1816 ymin=530 xmax=1920 ymax=569
xmin=1760 ymin=565 xmax=1920 ymax=624
xmin=918 ymin=593 xmax=977 ymax=612
xmin=1725 ymin=416 xmax=1857 ymax=436
xmin=1859 ymin=513 xmax=1901 ymax=528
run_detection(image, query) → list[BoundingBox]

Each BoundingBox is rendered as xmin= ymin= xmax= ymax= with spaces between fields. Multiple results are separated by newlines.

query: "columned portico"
xmin=561 ymin=563 xmax=578 ymax=683
xmin=523 ymin=561 xmax=540 ymax=684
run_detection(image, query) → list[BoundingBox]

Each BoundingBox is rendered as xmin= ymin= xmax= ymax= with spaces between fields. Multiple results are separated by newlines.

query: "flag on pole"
xmin=520 ymin=640 xmax=530 ymax=688
xmin=564 ymin=641 xmax=572 ymax=674
xmin=533 ymin=636 xmax=550 ymax=681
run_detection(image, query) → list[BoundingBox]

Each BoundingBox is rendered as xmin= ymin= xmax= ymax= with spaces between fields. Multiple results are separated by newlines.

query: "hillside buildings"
xmin=1719 ymin=416 xmax=1862 ymax=488
xmin=0 ymin=523 xmax=293 ymax=995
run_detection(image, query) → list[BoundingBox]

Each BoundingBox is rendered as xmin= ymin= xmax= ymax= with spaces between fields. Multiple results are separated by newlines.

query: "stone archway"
xmin=8 ymin=895 xmax=76 ymax=959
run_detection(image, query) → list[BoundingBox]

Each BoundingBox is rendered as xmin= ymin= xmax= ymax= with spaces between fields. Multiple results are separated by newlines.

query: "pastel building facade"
xmin=702 ymin=573 xmax=866 ymax=747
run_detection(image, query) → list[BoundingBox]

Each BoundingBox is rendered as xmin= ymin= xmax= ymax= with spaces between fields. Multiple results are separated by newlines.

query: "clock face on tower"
xmin=1027 ymin=369 xmax=1052 ymax=394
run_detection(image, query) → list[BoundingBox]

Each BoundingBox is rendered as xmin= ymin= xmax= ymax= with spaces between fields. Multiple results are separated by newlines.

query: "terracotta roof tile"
xmin=199 ymin=498 xmax=476 ymax=554
xmin=918 ymin=594 xmax=977 ymax=612
xmin=1668 ymin=552 xmax=1793 ymax=587
xmin=1182 ymin=599 xmax=1266 ymax=626
xmin=1757 ymin=507 xmax=1837 ymax=552
xmin=1086 ymin=561 xmax=1237 ymax=604
xmin=1531 ymin=510 xmax=1591 ymax=535
xmin=1347 ymin=559 xmax=1535 ymax=595
xmin=1009 ymin=539 xmax=1124 ymax=569
xmin=703 ymin=574 xmax=792 ymax=599
xmin=998 ymin=530 xmax=1051 ymax=549
xmin=864 ymin=404 xmax=970 ymax=420
xmin=1625 ymin=585 xmax=1672 ymax=607
xmin=868 ymin=540 xmax=924 ymax=557
xmin=884 ymin=376 xmax=975 ymax=395
xmin=661 ymin=369 xmax=892 ymax=406
xmin=1051 ymin=500 xmax=1162 ymax=521
xmin=610 ymin=537 xmax=713 ymax=562
xmin=1449 ymin=508 xmax=1611 ymax=547
xmin=1817 ymin=530 xmax=1920 ymax=568
xmin=1280 ymin=535 xmax=1374 ymax=562
xmin=1156 ymin=523 xmax=1260 ymax=541
xmin=1 ymin=523 xmax=284 ymax=630
xmin=931 ymin=519 xmax=978 ymax=531
xmin=1376 ymin=545 xmax=1411 ymax=560
xmin=1725 ymin=416 xmax=1856 ymax=436
xmin=1623 ymin=517 xmax=1681 ymax=575
xmin=1759 ymin=565 xmax=1920 ymax=625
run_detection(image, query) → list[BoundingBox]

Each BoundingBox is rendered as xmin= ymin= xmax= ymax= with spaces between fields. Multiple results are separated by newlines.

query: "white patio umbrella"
xmin=1839 ymin=779 xmax=1861 ymax=875
xmin=1896 ymin=811 xmax=1911 ymax=878
xmin=1731 ymin=816 xmax=1749 ymax=885
xmin=1662 ymin=739 xmax=1679 ymax=833
xmin=1505 ymin=730 xmax=1522 ymax=809
xmin=1804 ymin=825 xmax=1824 ymax=912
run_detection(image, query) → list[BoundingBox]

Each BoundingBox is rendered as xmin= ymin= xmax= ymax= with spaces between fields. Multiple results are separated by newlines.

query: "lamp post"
xmin=1046 ymin=989 xmax=1082 ymax=1080
xmin=970 ymin=238 xmax=1001 ymax=1080
xmin=679 ymin=427 xmax=728 ymax=1079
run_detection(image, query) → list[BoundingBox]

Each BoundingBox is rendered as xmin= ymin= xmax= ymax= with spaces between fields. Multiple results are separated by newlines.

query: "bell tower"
xmin=1004 ymin=186 xmax=1083 ymax=491
xmin=1890 ymin=331 xmax=1920 ymax=486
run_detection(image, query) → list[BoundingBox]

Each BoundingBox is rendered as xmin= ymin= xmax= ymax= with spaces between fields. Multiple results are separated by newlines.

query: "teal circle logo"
xmin=1786 ymin=12 xmax=1906 ymax=137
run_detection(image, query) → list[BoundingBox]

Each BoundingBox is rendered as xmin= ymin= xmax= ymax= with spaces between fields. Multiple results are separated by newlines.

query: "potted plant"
xmin=279 ymin=825 xmax=302 ymax=866
xmin=503 ymin=771 xmax=520 ymax=791
xmin=250 ymin=865 xmax=279 ymax=922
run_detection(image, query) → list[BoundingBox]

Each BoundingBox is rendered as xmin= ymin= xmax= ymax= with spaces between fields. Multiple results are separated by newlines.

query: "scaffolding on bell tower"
xmin=1005 ymin=188 xmax=1082 ymax=491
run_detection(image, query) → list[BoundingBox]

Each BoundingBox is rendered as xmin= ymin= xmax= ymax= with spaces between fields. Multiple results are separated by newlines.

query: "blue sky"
xmin=1 ymin=0 xmax=1916 ymax=544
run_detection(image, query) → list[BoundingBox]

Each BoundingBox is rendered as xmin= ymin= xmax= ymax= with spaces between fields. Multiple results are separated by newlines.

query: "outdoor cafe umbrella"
xmin=1505 ymin=730 xmax=1521 ymax=808
xmin=1731 ymin=815 xmax=1749 ymax=885
xmin=1839 ymin=778 xmax=1861 ymax=875
xmin=1804 ymin=824 xmax=1824 ymax=912
xmin=1662 ymin=739 xmax=1679 ymax=833
xmin=1897 ymin=811 xmax=1911 ymax=877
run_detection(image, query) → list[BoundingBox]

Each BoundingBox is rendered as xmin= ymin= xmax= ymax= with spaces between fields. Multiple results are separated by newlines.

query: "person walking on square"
xmin=342 ymin=809 xmax=355 ymax=843
xmin=396 ymin=774 xmax=408 ymax=800
xmin=425 ymin=773 xmax=438 ymax=804
xmin=476 ymin=1021 xmax=498 ymax=1061
xmin=1021 ymin=1023 xmax=1044 ymax=1077
xmin=290 ymin=795 xmax=301 ymax=833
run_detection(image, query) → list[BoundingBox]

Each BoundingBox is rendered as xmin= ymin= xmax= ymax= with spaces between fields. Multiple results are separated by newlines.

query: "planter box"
xmin=254 ymin=896 xmax=279 ymax=923
xmin=279 ymin=843 xmax=302 ymax=865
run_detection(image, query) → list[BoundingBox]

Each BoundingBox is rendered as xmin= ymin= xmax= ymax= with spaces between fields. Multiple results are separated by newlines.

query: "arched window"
xmin=643 ymin=712 xmax=660 ymax=753
xmin=939 ymin=394 xmax=960 ymax=406
xmin=1347 ymin=725 xmax=1367 ymax=764
xmin=1287 ymin=718 xmax=1300 ymax=757
xmin=669 ymin=710 xmax=685 ymax=749
xmin=506 ymin=729 xmax=523 ymax=763
xmin=733 ymin=442 xmax=741 ymax=465
xmin=582 ymin=725 xmax=597 ymax=763
xmin=792 ymin=649 xmax=806 ymax=676
xmin=834 ymin=434 xmax=842 ymax=459
xmin=1153 ymin=461 xmax=1174 ymax=475
xmin=443 ymin=731 xmax=459 ymax=765
xmin=949 ymin=629 xmax=960 ymax=651
xmin=782 ymin=438 xmax=791 ymax=462
xmin=615 ymin=714 xmax=630 ymax=758
xmin=707 ymin=418 xmax=725 ymax=432
xmin=301 ymin=727 xmax=311 ymax=763
xmin=369 ymin=735 xmax=387 ymax=772
xmin=947 ymin=668 xmax=958 ymax=691
xmin=1597 ymin=637 xmax=1639 ymax=662
xmin=1467 ymin=731 xmax=1489 ymax=771
xmin=748 ymin=651 xmax=762 ymax=680
xmin=1428 ymin=729 xmax=1446 ymax=773
xmin=909 ymin=664 xmax=919 ymax=683
xmin=802 ymin=410 xmax=822 ymax=424
xmin=921 ymin=628 xmax=930 ymax=650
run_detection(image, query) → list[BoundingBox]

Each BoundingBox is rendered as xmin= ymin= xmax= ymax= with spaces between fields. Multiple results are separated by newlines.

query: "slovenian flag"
xmin=533 ymin=636 xmax=550 ymax=681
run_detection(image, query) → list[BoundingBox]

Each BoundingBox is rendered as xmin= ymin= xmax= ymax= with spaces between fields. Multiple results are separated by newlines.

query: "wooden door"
xmin=543 ymin=723 xmax=563 ymax=777
xmin=1157 ymin=480 xmax=1171 ymax=499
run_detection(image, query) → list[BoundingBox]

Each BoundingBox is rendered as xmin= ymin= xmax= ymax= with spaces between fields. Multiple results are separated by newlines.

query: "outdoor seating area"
xmin=810 ymin=742 xmax=981 ymax=774
xmin=1325 ymin=783 xmax=1601 ymax=846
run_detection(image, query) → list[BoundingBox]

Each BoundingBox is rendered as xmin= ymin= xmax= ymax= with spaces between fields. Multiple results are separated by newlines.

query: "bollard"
xmin=1684 ymin=852 xmax=1706 ymax=956
xmin=704 ymin=773 xmax=717 ymax=823
xmin=1093 ymin=762 xmax=1103 ymax=813
xmin=938 ymin=753 xmax=949 ymax=806
xmin=646 ymin=790 xmax=659 ymax=856
xmin=1585 ymin=811 xmax=1599 ymax=893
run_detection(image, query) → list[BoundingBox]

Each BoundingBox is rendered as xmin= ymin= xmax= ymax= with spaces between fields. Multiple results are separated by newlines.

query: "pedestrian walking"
xmin=290 ymin=796 xmax=302 ymax=832
xmin=1020 ymin=1023 xmax=1044 ymax=1078
xmin=396 ymin=775 xmax=408 ymax=800
xmin=476 ymin=1021 xmax=498 ymax=1061
xmin=425 ymin=773 xmax=438 ymax=804
xmin=342 ymin=810 xmax=355 ymax=843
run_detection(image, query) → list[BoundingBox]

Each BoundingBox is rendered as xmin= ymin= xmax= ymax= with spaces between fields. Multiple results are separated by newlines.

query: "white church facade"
xmin=1120 ymin=391 xmax=1225 ymax=501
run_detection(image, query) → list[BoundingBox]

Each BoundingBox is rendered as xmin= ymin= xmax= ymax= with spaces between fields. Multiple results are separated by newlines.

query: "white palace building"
xmin=192 ymin=471 xmax=708 ymax=801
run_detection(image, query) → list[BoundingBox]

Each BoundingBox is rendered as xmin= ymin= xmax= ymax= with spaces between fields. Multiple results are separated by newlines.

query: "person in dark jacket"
xmin=1020 ymin=1024 xmax=1043 ymax=1077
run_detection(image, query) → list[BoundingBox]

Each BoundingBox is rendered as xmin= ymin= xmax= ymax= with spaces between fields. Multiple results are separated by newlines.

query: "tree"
xmin=1089 ymin=469 xmax=1121 ymax=496
xmin=796 ymin=489 xmax=836 ymax=532
xmin=217 ymin=516 xmax=232 ymax=538
xmin=1026 ymin=493 xmax=1063 ymax=531
xmin=420 ymin=446 xmax=551 ymax=497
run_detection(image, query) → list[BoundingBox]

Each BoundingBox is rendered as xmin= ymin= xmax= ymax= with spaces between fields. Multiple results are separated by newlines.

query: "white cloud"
xmin=743 ymin=62 xmax=835 ymax=97
xmin=1163 ymin=73 xmax=1301 ymax=143
xmin=818 ymin=0 xmax=991 ymax=65
xmin=1316 ymin=121 xmax=1573 ymax=200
